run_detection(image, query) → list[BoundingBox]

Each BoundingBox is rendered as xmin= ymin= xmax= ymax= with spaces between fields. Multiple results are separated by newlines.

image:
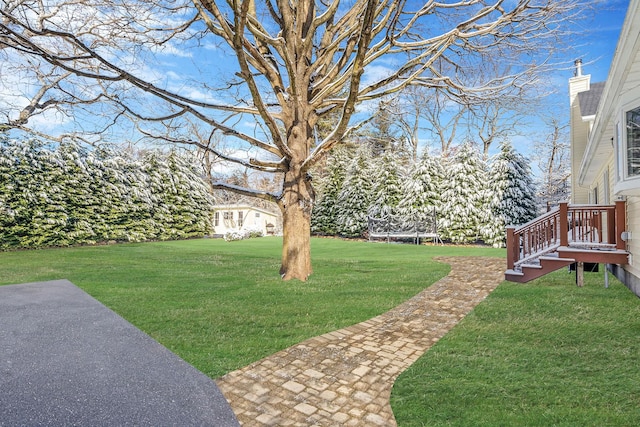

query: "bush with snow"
xmin=223 ymin=228 xmax=264 ymax=242
xmin=223 ymin=231 xmax=247 ymax=242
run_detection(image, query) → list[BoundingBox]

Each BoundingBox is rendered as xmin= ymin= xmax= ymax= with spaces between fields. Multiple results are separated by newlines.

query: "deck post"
xmin=607 ymin=207 xmax=616 ymax=244
xmin=559 ymin=202 xmax=569 ymax=247
xmin=576 ymin=261 xmax=584 ymax=287
xmin=506 ymin=226 xmax=516 ymax=270
xmin=616 ymin=200 xmax=626 ymax=250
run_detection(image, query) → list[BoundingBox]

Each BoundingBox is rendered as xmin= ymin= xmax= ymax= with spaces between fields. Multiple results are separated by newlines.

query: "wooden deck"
xmin=505 ymin=202 xmax=628 ymax=283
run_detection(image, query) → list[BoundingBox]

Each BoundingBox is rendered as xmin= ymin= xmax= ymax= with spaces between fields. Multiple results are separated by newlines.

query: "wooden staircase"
xmin=505 ymin=202 xmax=629 ymax=283
xmin=506 ymin=253 xmax=575 ymax=283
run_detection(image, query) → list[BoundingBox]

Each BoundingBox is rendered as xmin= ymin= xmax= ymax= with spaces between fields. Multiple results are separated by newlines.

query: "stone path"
xmin=216 ymin=256 xmax=505 ymax=426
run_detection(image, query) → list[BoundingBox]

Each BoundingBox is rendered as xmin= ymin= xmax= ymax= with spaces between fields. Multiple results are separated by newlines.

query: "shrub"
xmin=223 ymin=228 xmax=264 ymax=242
xmin=223 ymin=231 xmax=246 ymax=242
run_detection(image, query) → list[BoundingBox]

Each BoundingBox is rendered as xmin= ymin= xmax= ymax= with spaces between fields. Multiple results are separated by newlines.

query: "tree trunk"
xmin=279 ymin=167 xmax=314 ymax=281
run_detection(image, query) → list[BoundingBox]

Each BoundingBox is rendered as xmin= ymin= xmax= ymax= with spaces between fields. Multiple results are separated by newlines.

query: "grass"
xmin=3 ymin=237 xmax=639 ymax=425
xmin=390 ymin=267 xmax=640 ymax=426
xmin=0 ymin=237 xmax=497 ymax=378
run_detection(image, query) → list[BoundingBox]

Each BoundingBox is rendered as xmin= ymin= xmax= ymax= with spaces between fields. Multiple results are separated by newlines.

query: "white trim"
xmin=213 ymin=204 xmax=279 ymax=217
xmin=616 ymin=120 xmax=623 ymax=183
xmin=604 ymin=168 xmax=610 ymax=203
xmin=612 ymin=99 xmax=640 ymax=187
xmin=614 ymin=176 xmax=640 ymax=195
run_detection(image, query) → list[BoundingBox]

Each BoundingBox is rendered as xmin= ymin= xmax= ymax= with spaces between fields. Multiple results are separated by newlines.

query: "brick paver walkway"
xmin=216 ymin=256 xmax=505 ymax=426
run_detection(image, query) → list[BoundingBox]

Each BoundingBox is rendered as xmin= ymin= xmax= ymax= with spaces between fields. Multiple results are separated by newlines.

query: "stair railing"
xmin=507 ymin=206 xmax=562 ymax=270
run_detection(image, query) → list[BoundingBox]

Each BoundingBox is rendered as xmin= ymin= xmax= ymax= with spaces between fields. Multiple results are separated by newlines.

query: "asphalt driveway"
xmin=0 ymin=279 xmax=239 ymax=426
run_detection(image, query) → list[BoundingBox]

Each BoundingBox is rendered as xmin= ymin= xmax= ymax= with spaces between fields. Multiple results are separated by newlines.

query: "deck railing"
xmin=506 ymin=201 xmax=626 ymax=270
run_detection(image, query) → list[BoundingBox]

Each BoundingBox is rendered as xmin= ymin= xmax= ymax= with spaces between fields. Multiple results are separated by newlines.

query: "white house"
xmin=566 ymin=0 xmax=640 ymax=295
xmin=505 ymin=1 xmax=638 ymax=290
xmin=213 ymin=204 xmax=281 ymax=237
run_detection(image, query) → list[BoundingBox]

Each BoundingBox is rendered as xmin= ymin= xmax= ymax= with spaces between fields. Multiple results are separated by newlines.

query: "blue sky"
xmin=158 ymin=2 xmax=627 ymax=170
xmin=495 ymin=1 xmax=630 ymax=165
xmin=0 ymin=1 xmax=633 ymax=170
xmin=578 ymin=0 xmax=629 ymax=83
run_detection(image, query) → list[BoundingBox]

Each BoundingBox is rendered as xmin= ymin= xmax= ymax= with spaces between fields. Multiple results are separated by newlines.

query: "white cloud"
xmin=361 ymin=64 xmax=395 ymax=88
xmin=150 ymin=43 xmax=194 ymax=59
xmin=202 ymin=42 xmax=219 ymax=51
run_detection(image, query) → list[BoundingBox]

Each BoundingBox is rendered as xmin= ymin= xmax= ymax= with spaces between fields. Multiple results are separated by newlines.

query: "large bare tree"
xmin=534 ymin=116 xmax=571 ymax=209
xmin=1 ymin=0 xmax=587 ymax=280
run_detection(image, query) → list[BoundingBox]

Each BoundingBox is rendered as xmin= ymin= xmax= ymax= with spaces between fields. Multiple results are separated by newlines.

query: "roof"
xmin=577 ymin=81 xmax=605 ymax=117
xmin=214 ymin=204 xmax=279 ymax=216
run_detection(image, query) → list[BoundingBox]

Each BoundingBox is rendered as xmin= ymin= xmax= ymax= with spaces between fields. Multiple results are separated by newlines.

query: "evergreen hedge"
xmin=0 ymin=136 xmax=214 ymax=249
xmin=312 ymin=142 xmax=537 ymax=246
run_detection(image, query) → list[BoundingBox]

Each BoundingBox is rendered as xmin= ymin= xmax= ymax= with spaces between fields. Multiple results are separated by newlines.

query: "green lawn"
xmin=0 ymin=237 xmax=496 ymax=378
xmin=391 ymin=267 xmax=640 ymax=426
xmin=3 ymin=237 xmax=639 ymax=426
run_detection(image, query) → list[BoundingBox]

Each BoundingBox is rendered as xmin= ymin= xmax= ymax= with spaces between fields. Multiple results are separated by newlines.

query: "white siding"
xmin=213 ymin=205 xmax=281 ymax=236
xmin=625 ymin=195 xmax=640 ymax=275
xmin=591 ymin=157 xmax=614 ymax=205
xmin=570 ymin=74 xmax=592 ymax=204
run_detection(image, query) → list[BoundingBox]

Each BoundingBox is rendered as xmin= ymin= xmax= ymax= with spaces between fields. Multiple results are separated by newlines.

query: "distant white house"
xmin=213 ymin=204 xmax=281 ymax=236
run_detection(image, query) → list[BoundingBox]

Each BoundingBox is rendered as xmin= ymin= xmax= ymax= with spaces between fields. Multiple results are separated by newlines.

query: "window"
xmin=614 ymin=105 xmax=640 ymax=194
xmin=214 ymin=211 xmax=219 ymax=227
xmin=627 ymin=106 xmax=640 ymax=177
xmin=223 ymin=211 xmax=235 ymax=227
xmin=255 ymin=212 xmax=261 ymax=218
xmin=238 ymin=211 xmax=244 ymax=227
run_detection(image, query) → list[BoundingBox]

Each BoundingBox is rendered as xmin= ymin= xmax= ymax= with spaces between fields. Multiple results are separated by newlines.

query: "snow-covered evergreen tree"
xmin=89 ymin=146 xmax=132 ymax=241
xmin=164 ymin=150 xmax=214 ymax=238
xmin=0 ymin=136 xmax=36 ymax=248
xmin=482 ymin=142 xmax=537 ymax=247
xmin=57 ymin=142 xmax=97 ymax=244
xmin=311 ymin=146 xmax=351 ymax=235
xmin=368 ymin=151 xmax=404 ymax=219
xmin=142 ymin=150 xmax=173 ymax=240
xmin=439 ymin=143 xmax=488 ymax=243
xmin=0 ymin=138 xmax=65 ymax=248
xmin=92 ymin=150 xmax=126 ymax=241
xmin=0 ymin=134 xmax=12 ymax=248
xmin=32 ymin=144 xmax=73 ymax=247
xmin=397 ymin=151 xmax=443 ymax=226
xmin=336 ymin=145 xmax=374 ymax=237
xmin=116 ymin=151 xmax=157 ymax=241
